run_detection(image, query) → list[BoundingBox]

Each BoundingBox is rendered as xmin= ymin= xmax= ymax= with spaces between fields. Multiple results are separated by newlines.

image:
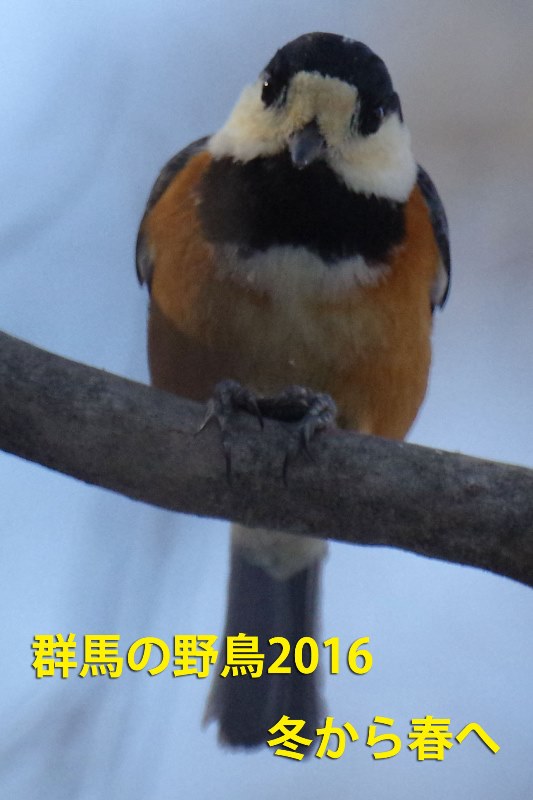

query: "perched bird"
xmin=136 ymin=32 xmax=450 ymax=749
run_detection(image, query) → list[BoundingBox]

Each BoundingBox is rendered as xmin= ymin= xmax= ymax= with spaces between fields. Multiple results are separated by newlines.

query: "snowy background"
xmin=1 ymin=1 xmax=532 ymax=798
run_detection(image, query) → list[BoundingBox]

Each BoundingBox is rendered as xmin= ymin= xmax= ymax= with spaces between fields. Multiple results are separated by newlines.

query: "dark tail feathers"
xmin=205 ymin=534 xmax=325 ymax=749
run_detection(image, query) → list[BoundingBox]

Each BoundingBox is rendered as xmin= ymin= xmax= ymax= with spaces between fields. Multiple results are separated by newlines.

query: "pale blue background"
xmin=1 ymin=2 xmax=532 ymax=798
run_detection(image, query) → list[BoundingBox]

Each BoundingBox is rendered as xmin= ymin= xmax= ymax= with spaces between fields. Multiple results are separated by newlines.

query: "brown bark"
xmin=0 ymin=330 xmax=531 ymax=587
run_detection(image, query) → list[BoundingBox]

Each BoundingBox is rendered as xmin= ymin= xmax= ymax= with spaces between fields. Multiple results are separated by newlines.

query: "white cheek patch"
xmin=209 ymin=81 xmax=286 ymax=162
xmin=330 ymin=114 xmax=417 ymax=201
xmin=213 ymin=243 xmax=390 ymax=300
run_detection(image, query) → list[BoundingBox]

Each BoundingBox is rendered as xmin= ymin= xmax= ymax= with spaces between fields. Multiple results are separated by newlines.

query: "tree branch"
xmin=0 ymin=330 xmax=532 ymax=587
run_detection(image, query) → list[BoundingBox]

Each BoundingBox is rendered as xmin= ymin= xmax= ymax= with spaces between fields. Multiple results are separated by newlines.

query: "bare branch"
xmin=0 ymin=330 xmax=532 ymax=587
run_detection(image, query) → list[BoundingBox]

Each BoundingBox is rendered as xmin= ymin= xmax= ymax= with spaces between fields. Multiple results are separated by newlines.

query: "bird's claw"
xmin=199 ymin=381 xmax=336 ymax=485
xmin=198 ymin=379 xmax=263 ymax=432
xmin=259 ymin=386 xmax=336 ymax=485
xmin=197 ymin=380 xmax=263 ymax=481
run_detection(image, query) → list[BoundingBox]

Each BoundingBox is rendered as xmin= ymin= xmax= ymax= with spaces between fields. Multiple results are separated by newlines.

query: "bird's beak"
xmin=288 ymin=119 xmax=326 ymax=169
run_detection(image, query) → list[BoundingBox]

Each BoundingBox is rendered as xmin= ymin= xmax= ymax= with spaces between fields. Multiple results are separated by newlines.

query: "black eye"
xmin=358 ymin=104 xmax=386 ymax=136
xmin=366 ymin=105 xmax=385 ymax=134
xmin=261 ymin=72 xmax=287 ymax=108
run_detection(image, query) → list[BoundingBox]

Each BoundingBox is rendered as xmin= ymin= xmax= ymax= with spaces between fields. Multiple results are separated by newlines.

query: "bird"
xmin=136 ymin=31 xmax=450 ymax=750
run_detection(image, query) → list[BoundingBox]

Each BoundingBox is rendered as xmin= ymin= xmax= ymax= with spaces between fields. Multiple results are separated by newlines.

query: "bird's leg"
xmin=197 ymin=379 xmax=264 ymax=480
xmin=257 ymin=386 xmax=337 ymax=484
xmin=199 ymin=380 xmax=337 ymax=484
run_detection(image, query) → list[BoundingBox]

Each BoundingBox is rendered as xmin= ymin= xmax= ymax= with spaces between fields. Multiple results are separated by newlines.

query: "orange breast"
xmin=144 ymin=151 xmax=439 ymax=439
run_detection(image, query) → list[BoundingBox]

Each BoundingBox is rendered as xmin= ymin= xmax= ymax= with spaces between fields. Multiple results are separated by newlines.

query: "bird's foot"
xmin=199 ymin=381 xmax=337 ymax=484
xmin=256 ymin=385 xmax=337 ymax=484
xmin=198 ymin=380 xmax=263 ymax=480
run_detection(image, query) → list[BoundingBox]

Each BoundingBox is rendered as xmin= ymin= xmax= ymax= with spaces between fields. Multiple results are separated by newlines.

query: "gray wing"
xmin=416 ymin=164 xmax=451 ymax=310
xmin=135 ymin=136 xmax=210 ymax=289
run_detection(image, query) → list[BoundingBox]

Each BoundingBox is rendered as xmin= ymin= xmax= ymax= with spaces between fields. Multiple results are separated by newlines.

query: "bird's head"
xmin=209 ymin=32 xmax=417 ymax=201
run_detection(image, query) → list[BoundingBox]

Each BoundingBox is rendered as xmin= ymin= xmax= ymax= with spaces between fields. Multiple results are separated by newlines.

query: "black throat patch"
xmin=199 ymin=152 xmax=406 ymax=264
